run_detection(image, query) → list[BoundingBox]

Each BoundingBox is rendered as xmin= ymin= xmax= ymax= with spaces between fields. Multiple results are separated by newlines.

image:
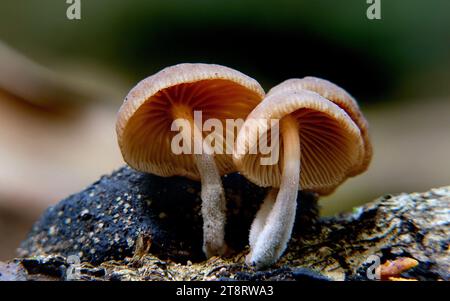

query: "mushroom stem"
xmin=172 ymin=105 xmax=227 ymax=258
xmin=248 ymin=115 xmax=300 ymax=269
xmin=248 ymin=188 xmax=277 ymax=249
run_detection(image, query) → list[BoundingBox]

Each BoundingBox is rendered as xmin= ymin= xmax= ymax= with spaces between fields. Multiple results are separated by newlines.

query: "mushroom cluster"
xmin=116 ymin=64 xmax=371 ymax=268
xmin=234 ymin=77 xmax=371 ymax=268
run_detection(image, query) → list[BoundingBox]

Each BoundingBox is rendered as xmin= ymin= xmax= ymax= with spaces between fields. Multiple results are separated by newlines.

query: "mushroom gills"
xmin=171 ymin=104 xmax=227 ymax=257
xmin=247 ymin=115 xmax=301 ymax=269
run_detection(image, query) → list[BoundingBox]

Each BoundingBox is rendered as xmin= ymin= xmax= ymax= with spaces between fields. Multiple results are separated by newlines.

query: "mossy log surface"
xmin=2 ymin=166 xmax=448 ymax=281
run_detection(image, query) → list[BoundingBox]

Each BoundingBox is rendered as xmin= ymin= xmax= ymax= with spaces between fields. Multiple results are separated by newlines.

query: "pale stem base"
xmin=247 ymin=115 xmax=300 ymax=269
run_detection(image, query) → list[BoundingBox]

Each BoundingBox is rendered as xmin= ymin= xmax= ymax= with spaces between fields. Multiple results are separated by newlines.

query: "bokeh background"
xmin=0 ymin=0 xmax=449 ymax=260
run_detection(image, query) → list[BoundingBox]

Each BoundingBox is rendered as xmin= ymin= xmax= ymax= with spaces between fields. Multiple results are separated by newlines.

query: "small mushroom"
xmin=116 ymin=63 xmax=264 ymax=257
xmin=234 ymin=89 xmax=367 ymax=268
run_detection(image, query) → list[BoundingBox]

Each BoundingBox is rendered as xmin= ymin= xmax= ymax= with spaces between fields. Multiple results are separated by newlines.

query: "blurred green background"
xmin=0 ymin=0 xmax=449 ymax=260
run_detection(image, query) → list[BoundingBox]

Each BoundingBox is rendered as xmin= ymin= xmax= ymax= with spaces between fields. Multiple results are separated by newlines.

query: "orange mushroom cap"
xmin=267 ymin=77 xmax=372 ymax=175
xmin=116 ymin=63 xmax=265 ymax=180
xmin=234 ymin=89 xmax=365 ymax=195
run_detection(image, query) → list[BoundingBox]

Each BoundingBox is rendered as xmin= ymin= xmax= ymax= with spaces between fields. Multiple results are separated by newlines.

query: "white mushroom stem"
xmin=248 ymin=188 xmax=277 ymax=249
xmin=172 ymin=105 xmax=227 ymax=258
xmin=248 ymin=115 xmax=300 ymax=269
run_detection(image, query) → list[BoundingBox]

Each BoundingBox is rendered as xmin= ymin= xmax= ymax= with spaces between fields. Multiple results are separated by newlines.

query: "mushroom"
xmin=234 ymin=88 xmax=368 ymax=268
xmin=116 ymin=63 xmax=264 ymax=257
xmin=267 ymin=76 xmax=372 ymax=173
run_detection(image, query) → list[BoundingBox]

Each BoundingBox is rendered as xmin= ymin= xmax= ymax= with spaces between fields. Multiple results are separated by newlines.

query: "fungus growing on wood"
xmin=234 ymin=89 xmax=368 ymax=268
xmin=116 ymin=63 xmax=264 ymax=257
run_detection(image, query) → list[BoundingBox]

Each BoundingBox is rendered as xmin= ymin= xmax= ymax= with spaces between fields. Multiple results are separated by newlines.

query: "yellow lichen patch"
xmin=376 ymin=257 xmax=419 ymax=280
xmin=388 ymin=277 xmax=418 ymax=281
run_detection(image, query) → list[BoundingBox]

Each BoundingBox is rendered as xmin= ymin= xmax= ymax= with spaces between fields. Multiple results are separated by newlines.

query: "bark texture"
xmin=2 ymin=166 xmax=447 ymax=281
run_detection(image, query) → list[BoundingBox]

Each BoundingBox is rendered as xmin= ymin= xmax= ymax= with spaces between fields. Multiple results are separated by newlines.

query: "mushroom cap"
xmin=233 ymin=90 xmax=365 ymax=195
xmin=116 ymin=63 xmax=265 ymax=181
xmin=267 ymin=77 xmax=372 ymax=175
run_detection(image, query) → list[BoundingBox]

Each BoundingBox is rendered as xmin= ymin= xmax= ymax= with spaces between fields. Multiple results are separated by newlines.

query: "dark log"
xmin=4 ymin=166 xmax=448 ymax=281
